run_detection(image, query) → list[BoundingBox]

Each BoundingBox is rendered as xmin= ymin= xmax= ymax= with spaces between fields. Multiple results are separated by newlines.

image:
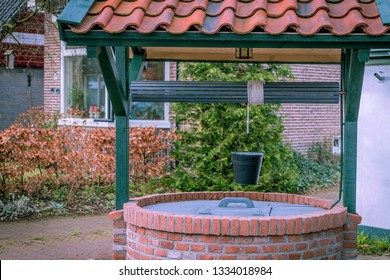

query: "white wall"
xmin=357 ymin=64 xmax=390 ymax=230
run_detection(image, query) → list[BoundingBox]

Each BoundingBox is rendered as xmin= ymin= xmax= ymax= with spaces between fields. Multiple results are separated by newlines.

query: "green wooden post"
xmin=115 ymin=47 xmax=129 ymax=210
xmin=343 ymin=49 xmax=369 ymax=213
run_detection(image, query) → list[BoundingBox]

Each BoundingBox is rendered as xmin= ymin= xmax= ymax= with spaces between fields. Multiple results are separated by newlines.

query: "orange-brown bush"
xmin=0 ymin=108 xmax=177 ymax=198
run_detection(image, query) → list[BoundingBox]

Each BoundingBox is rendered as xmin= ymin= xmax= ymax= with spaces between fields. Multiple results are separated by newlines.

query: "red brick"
xmin=270 ymin=236 xmax=285 ymax=243
xmin=113 ymin=236 xmax=126 ymax=244
xmin=190 ymin=244 xmax=206 ymax=252
xmin=108 ymin=210 xmax=123 ymax=221
xmin=169 ymin=233 xmax=182 ymax=241
xmin=160 ymin=240 xmax=174 ymax=249
xmin=344 ymin=232 xmax=357 ymax=241
xmin=193 ymin=217 xmax=202 ymax=234
xmin=311 ymin=217 xmax=318 ymax=232
xmin=288 ymin=235 xmax=302 ymax=242
xmin=218 ymin=237 xmax=234 ymax=244
xmin=136 ymin=227 xmax=145 ymax=234
xmin=155 ymin=249 xmax=167 ymax=257
xmin=236 ymin=237 xmax=252 ymax=244
xmin=279 ymin=244 xmax=294 ymax=252
xmin=201 ymin=217 xmax=211 ymax=235
xmin=139 ymin=236 xmax=148 ymax=245
xmin=271 ymin=254 xmax=287 ymax=260
xmin=255 ymin=255 xmax=270 ymax=260
xmin=211 ymin=218 xmax=220 ymax=235
xmin=200 ymin=236 xmax=217 ymax=243
xmin=303 ymin=250 xmax=315 ymax=259
xmin=200 ymin=254 xmax=215 ymax=260
xmin=316 ymin=248 xmax=327 ymax=257
xmin=260 ymin=219 xmax=269 ymax=236
xmin=343 ymin=241 xmax=357 ymax=249
xmin=249 ymin=218 xmax=259 ymax=235
xmin=226 ymin=246 xmax=243 ymax=254
xmin=319 ymin=238 xmax=330 ymax=247
xmin=221 ymin=218 xmax=230 ymax=235
xmin=263 ymin=245 xmax=278 ymax=253
xmin=113 ymin=252 xmax=126 ymax=260
xmin=113 ymin=220 xmax=126 ymax=227
xmin=296 ymin=243 xmax=308 ymax=251
xmin=219 ymin=255 xmax=237 ymax=260
xmin=156 ymin=231 xmax=168 ymax=239
xmin=184 ymin=216 xmax=192 ymax=233
xmin=295 ymin=217 xmax=303 ymax=234
xmin=303 ymin=217 xmax=311 ymax=233
xmin=231 ymin=218 xmax=240 ymax=236
xmin=286 ymin=218 xmax=295 ymax=234
xmin=144 ymin=246 xmax=154 ymax=255
xmin=183 ymin=235 xmax=198 ymax=242
xmin=269 ymin=218 xmax=277 ymax=235
xmin=208 ymin=244 xmax=223 ymax=253
xmin=347 ymin=213 xmax=362 ymax=224
xmin=239 ymin=219 xmax=249 ymax=236
xmin=288 ymin=253 xmax=301 ymax=260
xmin=175 ymin=216 xmax=184 ymax=232
xmin=176 ymin=243 xmax=189 ymax=251
xmin=245 ymin=246 xmax=259 ymax=254
xmin=167 ymin=216 xmax=175 ymax=232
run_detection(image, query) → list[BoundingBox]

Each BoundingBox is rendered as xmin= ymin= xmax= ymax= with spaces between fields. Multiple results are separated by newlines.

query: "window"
xmin=60 ymin=45 xmax=170 ymax=128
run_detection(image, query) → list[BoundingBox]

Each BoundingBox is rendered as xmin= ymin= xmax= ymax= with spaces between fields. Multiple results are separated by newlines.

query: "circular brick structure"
xmin=109 ymin=191 xmax=362 ymax=260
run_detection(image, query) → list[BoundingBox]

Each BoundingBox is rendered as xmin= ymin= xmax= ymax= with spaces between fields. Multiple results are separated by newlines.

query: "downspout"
xmin=331 ymin=55 xmax=345 ymax=209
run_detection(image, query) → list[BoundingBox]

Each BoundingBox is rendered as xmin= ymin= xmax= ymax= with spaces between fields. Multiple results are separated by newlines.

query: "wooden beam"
xmin=97 ymin=46 xmax=127 ymax=116
xmin=343 ymin=49 xmax=367 ymax=214
xmin=114 ymin=47 xmax=130 ymax=210
xmin=63 ymin=31 xmax=390 ymax=51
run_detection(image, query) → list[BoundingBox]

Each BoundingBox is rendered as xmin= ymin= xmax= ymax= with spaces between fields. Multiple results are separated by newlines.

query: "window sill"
xmin=58 ymin=118 xmax=171 ymax=129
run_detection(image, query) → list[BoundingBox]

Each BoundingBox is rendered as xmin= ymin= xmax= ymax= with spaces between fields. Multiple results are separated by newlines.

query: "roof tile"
xmin=68 ymin=0 xmax=390 ymax=36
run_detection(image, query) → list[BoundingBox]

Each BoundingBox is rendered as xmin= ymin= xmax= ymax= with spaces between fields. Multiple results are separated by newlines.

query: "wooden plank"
xmin=57 ymin=0 xmax=94 ymax=25
xmin=130 ymin=81 xmax=340 ymax=104
xmin=376 ymin=0 xmax=390 ymax=26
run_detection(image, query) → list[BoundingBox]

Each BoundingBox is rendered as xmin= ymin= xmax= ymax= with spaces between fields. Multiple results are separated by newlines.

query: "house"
xmin=0 ymin=0 xmax=44 ymax=130
xmin=357 ymin=49 xmax=390 ymax=238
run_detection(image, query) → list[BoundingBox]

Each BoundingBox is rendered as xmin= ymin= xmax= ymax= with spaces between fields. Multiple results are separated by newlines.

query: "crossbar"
xmin=130 ymin=81 xmax=340 ymax=104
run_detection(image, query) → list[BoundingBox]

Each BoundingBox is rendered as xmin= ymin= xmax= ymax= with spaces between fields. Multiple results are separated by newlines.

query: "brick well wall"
xmin=109 ymin=192 xmax=361 ymax=260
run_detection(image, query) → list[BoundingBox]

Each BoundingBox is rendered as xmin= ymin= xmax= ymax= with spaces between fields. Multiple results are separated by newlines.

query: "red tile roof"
xmin=69 ymin=0 xmax=389 ymax=36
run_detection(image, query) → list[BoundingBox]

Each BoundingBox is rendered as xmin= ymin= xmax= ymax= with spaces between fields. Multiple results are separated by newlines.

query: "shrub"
xmin=0 ymin=107 xmax=177 ymax=210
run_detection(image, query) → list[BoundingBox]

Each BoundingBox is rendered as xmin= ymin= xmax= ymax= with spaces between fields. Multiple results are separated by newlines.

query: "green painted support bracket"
xmin=343 ymin=49 xmax=366 ymax=214
xmin=97 ymin=46 xmax=127 ymax=116
xmin=57 ymin=0 xmax=95 ymax=26
xmin=130 ymin=48 xmax=146 ymax=82
xmin=375 ymin=0 xmax=390 ymax=26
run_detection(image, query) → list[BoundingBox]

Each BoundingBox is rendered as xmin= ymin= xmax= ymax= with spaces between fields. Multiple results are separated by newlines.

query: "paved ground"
xmin=0 ymin=213 xmax=112 ymax=260
xmin=0 ymin=189 xmax=389 ymax=260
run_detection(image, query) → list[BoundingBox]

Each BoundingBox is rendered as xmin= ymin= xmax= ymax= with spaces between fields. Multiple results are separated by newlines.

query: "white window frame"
xmin=59 ymin=43 xmax=171 ymax=129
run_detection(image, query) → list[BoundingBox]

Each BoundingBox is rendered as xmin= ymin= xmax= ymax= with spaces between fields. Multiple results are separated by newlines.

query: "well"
xmin=109 ymin=191 xmax=362 ymax=260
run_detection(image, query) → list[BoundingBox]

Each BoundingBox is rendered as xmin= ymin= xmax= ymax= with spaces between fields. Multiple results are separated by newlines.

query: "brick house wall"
xmin=280 ymin=64 xmax=341 ymax=154
xmin=44 ymin=19 xmax=340 ymax=154
xmin=43 ymin=14 xmax=61 ymax=115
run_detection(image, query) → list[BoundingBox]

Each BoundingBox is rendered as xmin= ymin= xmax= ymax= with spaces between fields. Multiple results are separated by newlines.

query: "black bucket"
xmin=232 ymin=151 xmax=263 ymax=185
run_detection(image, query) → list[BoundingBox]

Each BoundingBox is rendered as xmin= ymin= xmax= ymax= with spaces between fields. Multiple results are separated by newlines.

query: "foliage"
xmin=357 ymin=232 xmax=390 ymax=256
xmin=0 ymin=107 xmax=177 ymax=220
xmin=0 ymin=195 xmax=39 ymax=221
xmin=292 ymin=151 xmax=339 ymax=193
xmin=171 ymin=62 xmax=300 ymax=193
xmin=307 ymin=138 xmax=340 ymax=165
